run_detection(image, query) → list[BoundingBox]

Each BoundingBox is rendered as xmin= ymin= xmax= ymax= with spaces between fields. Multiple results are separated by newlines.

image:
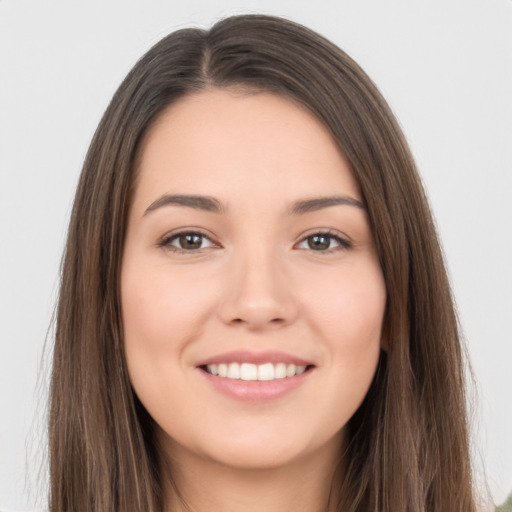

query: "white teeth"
xmin=257 ymin=363 xmax=275 ymax=381
xmin=286 ymin=364 xmax=296 ymax=377
xmin=205 ymin=362 xmax=310 ymax=381
xmin=218 ymin=363 xmax=228 ymax=377
xmin=240 ymin=363 xmax=257 ymax=381
xmin=227 ymin=363 xmax=240 ymax=379
xmin=296 ymin=365 xmax=306 ymax=375
xmin=275 ymin=363 xmax=287 ymax=379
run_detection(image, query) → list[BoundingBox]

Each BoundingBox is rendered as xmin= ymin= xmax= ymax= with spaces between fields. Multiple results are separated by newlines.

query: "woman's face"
xmin=121 ymin=89 xmax=386 ymax=471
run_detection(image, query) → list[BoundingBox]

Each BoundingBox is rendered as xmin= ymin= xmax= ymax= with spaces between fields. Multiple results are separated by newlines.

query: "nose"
xmin=217 ymin=247 xmax=299 ymax=331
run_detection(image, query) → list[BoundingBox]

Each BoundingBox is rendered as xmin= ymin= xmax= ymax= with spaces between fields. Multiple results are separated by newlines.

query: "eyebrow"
xmin=286 ymin=195 xmax=366 ymax=214
xmin=144 ymin=194 xmax=226 ymax=216
xmin=143 ymin=193 xmax=366 ymax=217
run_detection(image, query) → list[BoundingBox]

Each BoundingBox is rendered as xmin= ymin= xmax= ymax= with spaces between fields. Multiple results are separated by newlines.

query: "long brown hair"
xmin=49 ymin=14 xmax=477 ymax=512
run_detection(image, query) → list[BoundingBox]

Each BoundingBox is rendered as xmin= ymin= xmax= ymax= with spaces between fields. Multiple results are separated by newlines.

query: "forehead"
xmin=133 ymin=88 xmax=361 ymax=213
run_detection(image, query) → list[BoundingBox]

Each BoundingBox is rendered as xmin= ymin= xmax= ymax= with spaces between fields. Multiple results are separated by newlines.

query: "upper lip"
xmin=195 ymin=350 xmax=315 ymax=367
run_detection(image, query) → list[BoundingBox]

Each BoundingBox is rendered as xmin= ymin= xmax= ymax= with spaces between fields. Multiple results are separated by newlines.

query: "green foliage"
xmin=496 ymin=493 xmax=512 ymax=512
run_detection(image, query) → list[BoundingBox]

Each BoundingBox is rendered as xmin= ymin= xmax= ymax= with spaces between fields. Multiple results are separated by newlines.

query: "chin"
xmin=207 ymin=443 xmax=306 ymax=470
xmin=169 ymin=422 xmax=346 ymax=472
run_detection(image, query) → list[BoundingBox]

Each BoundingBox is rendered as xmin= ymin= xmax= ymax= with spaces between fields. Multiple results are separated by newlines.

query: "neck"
xmin=161 ymin=439 xmax=344 ymax=512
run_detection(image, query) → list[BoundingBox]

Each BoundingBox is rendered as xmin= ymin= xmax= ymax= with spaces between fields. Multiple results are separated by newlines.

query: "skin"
xmin=121 ymin=88 xmax=386 ymax=512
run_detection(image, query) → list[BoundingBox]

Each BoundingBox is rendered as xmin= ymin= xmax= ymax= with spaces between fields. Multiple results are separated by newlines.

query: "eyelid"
xmin=157 ymin=228 xmax=221 ymax=253
xmin=157 ymin=227 xmax=352 ymax=254
xmin=294 ymin=229 xmax=353 ymax=252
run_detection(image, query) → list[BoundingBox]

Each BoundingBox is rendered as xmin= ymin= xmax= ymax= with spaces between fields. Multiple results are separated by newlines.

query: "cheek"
xmin=121 ymin=263 xmax=218 ymax=355
xmin=305 ymin=262 xmax=385 ymax=422
xmin=120 ymin=260 xmax=223 ymax=426
xmin=302 ymin=258 xmax=385 ymax=410
xmin=120 ymin=261 xmax=223 ymax=419
xmin=305 ymin=260 xmax=386 ymax=349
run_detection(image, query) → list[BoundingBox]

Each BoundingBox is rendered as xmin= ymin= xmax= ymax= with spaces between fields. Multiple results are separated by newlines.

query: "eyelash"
xmin=158 ymin=230 xmax=219 ymax=253
xmin=158 ymin=229 xmax=352 ymax=254
xmin=296 ymin=229 xmax=352 ymax=253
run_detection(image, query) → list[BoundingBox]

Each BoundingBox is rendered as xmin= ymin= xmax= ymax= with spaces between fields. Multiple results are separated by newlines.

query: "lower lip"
xmin=197 ymin=367 xmax=313 ymax=402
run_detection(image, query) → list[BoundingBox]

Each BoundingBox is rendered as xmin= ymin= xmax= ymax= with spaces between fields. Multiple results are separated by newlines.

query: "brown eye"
xmin=307 ymin=234 xmax=331 ymax=250
xmin=296 ymin=232 xmax=351 ymax=252
xmin=178 ymin=233 xmax=204 ymax=249
xmin=161 ymin=231 xmax=217 ymax=252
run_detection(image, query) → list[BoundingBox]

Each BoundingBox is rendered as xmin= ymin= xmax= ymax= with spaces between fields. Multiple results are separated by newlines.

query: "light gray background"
xmin=1 ymin=1 xmax=511 ymax=510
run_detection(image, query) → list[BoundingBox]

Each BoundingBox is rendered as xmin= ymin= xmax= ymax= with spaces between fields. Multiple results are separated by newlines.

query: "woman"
xmin=49 ymin=14 xmax=477 ymax=512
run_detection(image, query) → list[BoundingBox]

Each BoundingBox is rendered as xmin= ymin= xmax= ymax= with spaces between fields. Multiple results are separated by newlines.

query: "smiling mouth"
xmin=200 ymin=362 xmax=314 ymax=381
